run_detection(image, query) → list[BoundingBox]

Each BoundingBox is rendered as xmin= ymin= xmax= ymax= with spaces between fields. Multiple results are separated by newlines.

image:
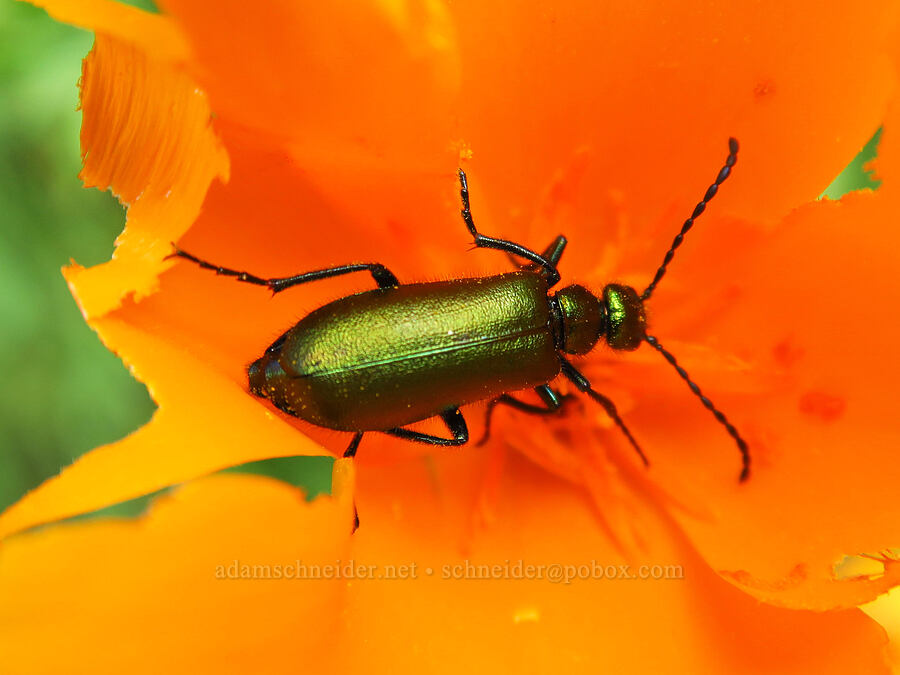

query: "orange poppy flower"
xmin=2 ymin=0 xmax=900 ymax=672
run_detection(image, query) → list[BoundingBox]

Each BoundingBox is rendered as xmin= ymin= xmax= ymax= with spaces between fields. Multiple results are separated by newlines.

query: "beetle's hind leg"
xmin=167 ymin=246 xmax=400 ymax=292
xmin=457 ymin=169 xmax=562 ymax=287
xmin=477 ymin=385 xmax=570 ymax=446
xmin=384 ymin=408 xmax=469 ymax=446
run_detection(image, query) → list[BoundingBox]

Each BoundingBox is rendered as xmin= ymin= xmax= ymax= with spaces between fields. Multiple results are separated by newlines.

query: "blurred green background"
xmin=0 ymin=0 xmax=879 ymax=517
xmin=0 ymin=0 xmax=334 ymax=517
xmin=0 ymin=0 xmax=154 ymax=513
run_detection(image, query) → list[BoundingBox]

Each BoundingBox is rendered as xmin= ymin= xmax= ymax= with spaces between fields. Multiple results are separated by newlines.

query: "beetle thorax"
xmin=552 ymin=284 xmax=604 ymax=355
xmin=551 ymin=283 xmax=647 ymax=355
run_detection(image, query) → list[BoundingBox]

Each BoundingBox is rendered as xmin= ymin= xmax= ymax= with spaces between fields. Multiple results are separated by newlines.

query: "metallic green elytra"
xmin=171 ymin=138 xmax=750 ymax=483
xmin=249 ymin=273 xmax=560 ymax=431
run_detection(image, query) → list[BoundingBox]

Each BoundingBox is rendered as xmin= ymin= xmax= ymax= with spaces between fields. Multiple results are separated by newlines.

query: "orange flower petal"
xmin=663 ymin=194 xmax=900 ymax=609
xmin=160 ymin=0 xmax=461 ymax=170
xmin=0 ymin=457 xmax=890 ymax=674
xmin=68 ymin=31 xmax=228 ymax=318
xmin=438 ymin=1 xmax=894 ymax=240
xmin=9 ymin=0 xmax=900 ymax=625
xmin=30 ymin=0 xmax=189 ymax=62
xmin=865 ymin=588 xmax=900 ymax=671
xmin=596 ymin=76 xmax=900 ymax=609
xmin=0 ymin=465 xmax=355 ymax=674
xmin=0 ymin=314 xmax=327 ymax=540
xmin=347 ymin=452 xmax=893 ymax=672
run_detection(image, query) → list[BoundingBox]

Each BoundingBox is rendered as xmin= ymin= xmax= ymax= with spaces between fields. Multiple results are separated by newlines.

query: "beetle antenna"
xmin=641 ymin=138 xmax=739 ymax=302
xmin=644 ymin=334 xmax=750 ymax=481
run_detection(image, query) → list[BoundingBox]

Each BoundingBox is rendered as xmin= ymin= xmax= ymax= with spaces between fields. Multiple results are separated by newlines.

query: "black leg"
xmin=341 ymin=432 xmax=364 ymax=533
xmin=457 ymin=169 xmax=562 ymax=287
xmin=540 ymin=235 xmax=568 ymax=268
xmin=384 ymin=408 xmax=469 ymax=446
xmin=559 ymin=356 xmax=650 ymax=467
xmin=505 ymin=235 xmax=568 ymax=271
xmin=168 ymin=245 xmax=400 ymax=293
xmin=477 ymin=385 xmax=567 ymax=446
xmin=343 ymin=432 xmax=364 ymax=458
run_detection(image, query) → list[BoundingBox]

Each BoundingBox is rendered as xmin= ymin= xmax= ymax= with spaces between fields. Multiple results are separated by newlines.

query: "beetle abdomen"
xmin=265 ymin=272 xmax=560 ymax=430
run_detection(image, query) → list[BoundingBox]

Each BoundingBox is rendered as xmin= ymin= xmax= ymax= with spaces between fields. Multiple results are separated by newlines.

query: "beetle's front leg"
xmin=559 ymin=356 xmax=650 ymax=468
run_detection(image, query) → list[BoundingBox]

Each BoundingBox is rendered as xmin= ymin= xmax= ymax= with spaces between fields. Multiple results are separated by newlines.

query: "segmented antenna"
xmin=645 ymin=334 xmax=750 ymax=481
xmin=641 ymin=138 xmax=739 ymax=302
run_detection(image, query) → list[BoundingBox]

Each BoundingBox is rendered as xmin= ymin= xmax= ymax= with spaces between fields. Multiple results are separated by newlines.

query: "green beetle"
xmin=171 ymin=138 xmax=748 ymax=482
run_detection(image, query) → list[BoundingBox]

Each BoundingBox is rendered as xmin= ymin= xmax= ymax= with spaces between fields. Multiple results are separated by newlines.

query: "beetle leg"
xmin=457 ymin=169 xmax=562 ymax=287
xmin=168 ymin=246 xmax=400 ymax=292
xmin=343 ymin=431 xmax=364 ymax=458
xmin=504 ymin=235 xmax=568 ymax=271
xmin=339 ymin=433 xmax=365 ymax=532
xmin=540 ymin=235 xmax=568 ymax=268
xmin=477 ymin=385 xmax=569 ymax=446
xmin=383 ymin=408 xmax=469 ymax=446
xmin=559 ymin=356 xmax=650 ymax=467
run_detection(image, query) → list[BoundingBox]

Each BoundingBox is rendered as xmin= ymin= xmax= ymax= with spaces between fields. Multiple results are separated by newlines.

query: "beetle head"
xmin=602 ymin=284 xmax=646 ymax=351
